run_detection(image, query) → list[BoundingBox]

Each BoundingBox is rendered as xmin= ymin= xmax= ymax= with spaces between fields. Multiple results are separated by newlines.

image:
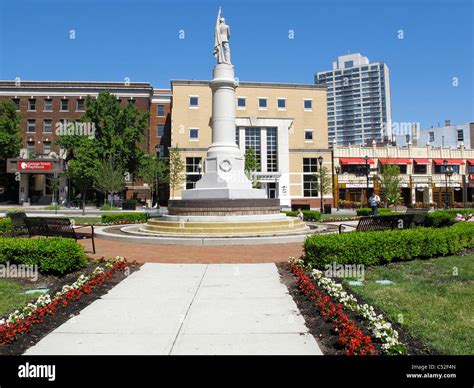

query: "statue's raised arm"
xmin=213 ymin=7 xmax=231 ymax=64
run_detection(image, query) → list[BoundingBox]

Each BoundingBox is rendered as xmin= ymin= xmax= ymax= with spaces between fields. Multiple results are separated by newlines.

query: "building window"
xmin=303 ymin=158 xmax=318 ymax=173
xmin=189 ymin=96 xmax=199 ymax=107
xmin=43 ymin=119 xmax=52 ymax=133
xmin=43 ymin=141 xmax=52 ymax=154
xmin=277 ymin=98 xmax=286 ymax=109
xmin=76 ymin=99 xmax=85 ymax=111
xmin=12 ymin=98 xmax=20 ymax=110
xmin=457 ymin=130 xmax=464 ymax=142
xmin=266 ymin=127 xmax=278 ymax=172
xmin=185 ymin=157 xmax=202 ymax=189
xmin=405 ymin=134 xmax=410 ymax=144
xmin=258 ymin=98 xmax=267 ymax=109
xmin=27 ymin=119 xmax=36 ymax=133
xmin=26 ymin=141 xmax=35 ymax=153
xmin=128 ymin=99 xmax=136 ymax=106
xmin=156 ymin=125 xmax=165 ymax=137
xmin=28 ymin=99 xmax=36 ymax=111
xmin=60 ymin=99 xmax=69 ymax=111
xmin=414 ymin=164 xmax=427 ymax=174
xmin=429 ymin=132 xmax=435 ymax=142
xmin=468 ymin=165 xmax=474 ymax=174
xmin=434 ymin=165 xmax=460 ymax=174
xmin=303 ymin=175 xmax=318 ymax=197
xmin=304 ymin=99 xmax=312 ymax=110
xmin=189 ymin=128 xmax=199 ymax=140
xmin=305 ymin=130 xmax=314 ymax=142
xmin=237 ymin=97 xmax=246 ymax=108
xmin=44 ymin=99 xmax=52 ymax=111
xmin=245 ymin=127 xmax=261 ymax=168
xmin=156 ymin=105 xmax=165 ymax=117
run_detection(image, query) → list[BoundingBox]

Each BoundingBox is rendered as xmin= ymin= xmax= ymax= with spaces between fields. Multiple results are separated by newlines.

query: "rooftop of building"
xmin=171 ymin=79 xmax=327 ymax=90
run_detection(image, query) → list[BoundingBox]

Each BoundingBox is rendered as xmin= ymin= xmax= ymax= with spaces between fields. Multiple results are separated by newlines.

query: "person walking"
xmin=368 ymin=193 xmax=381 ymax=216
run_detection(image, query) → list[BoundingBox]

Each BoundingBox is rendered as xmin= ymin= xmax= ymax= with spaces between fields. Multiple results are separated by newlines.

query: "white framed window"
xmin=277 ymin=98 xmax=286 ymax=110
xmin=60 ymin=99 xmax=69 ymax=111
xmin=43 ymin=119 xmax=52 ymax=133
xmin=157 ymin=104 xmax=165 ymax=117
xmin=304 ymin=99 xmax=313 ymax=111
xmin=258 ymin=97 xmax=267 ymax=110
xmin=237 ymin=97 xmax=246 ymax=109
xmin=189 ymin=128 xmax=199 ymax=140
xmin=28 ymin=99 xmax=36 ymax=111
xmin=189 ymin=96 xmax=199 ymax=108
xmin=156 ymin=124 xmax=165 ymax=137
xmin=43 ymin=99 xmax=52 ymax=111
xmin=304 ymin=129 xmax=314 ymax=142
xmin=27 ymin=119 xmax=36 ymax=133
xmin=76 ymin=99 xmax=85 ymax=111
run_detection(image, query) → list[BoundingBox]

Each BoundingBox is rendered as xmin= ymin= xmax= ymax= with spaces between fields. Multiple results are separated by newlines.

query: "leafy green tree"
xmin=312 ymin=166 xmax=332 ymax=206
xmin=93 ymin=158 xmax=125 ymax=207
xmin=168 ymin=147 xmax=185 ymax=199
xmin=0 ymin=101 xmax=21 ymax=200
xmin=244 ymin=148 xmax=261 ymax=188
xmin=64 ymin=138 xmax=100 ymax=214
xmin=380 ymin=164 xmax=402 ymax=206
xmin=138 ymin=154 xmax=169 ymax=206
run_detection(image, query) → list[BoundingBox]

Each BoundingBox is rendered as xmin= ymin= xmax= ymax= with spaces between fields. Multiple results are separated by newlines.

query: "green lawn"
xmin=344 ymin=254 xmax=474 ymax=355
xmin=320 ymin=213 xmax=357 ymax=220
xmin=0 ymin=279 xmax=45 ymax=318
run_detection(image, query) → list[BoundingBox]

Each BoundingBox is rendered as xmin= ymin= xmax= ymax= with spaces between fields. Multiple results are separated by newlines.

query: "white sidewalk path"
xmin=24 ymin=263 xmax=322 ymax=355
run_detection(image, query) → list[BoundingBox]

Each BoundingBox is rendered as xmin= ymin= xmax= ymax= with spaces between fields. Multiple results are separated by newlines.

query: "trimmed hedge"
xmin=356 ymin=208 xmax=393 ymax=216
xmin=0 ymin=237 xmax=87 ymax=274
xmin=0 ymin=218 xmax=13 ymax=234
xmin=282 ymin=210 xmax=321 ymax=221
xmin=424 ymin=209 xmax=474 ymax=228
xmin=101 ymin=212 xmax=147 ymax=224
xmin=303 ymin=222 xmax=474 ymax=268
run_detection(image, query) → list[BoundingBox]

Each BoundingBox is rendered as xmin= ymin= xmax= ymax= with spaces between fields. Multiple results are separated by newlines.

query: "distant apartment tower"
xmin=315 ymin=53 xmax=392 ymax=146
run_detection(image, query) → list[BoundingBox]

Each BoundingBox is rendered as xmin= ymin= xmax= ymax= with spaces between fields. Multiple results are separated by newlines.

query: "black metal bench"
xmin=405 ymin=208 xmax=429 ymax=226
xmin=24 ymin=217 xmax=95 ymax=253
xmin=338 ymin=214 xmax=416 ymax=234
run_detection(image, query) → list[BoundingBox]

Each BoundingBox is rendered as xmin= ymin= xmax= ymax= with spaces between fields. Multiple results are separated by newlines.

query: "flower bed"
xmin=0 ymin=256 xmax=130 ymax=347
xmin=288 ymin=256 xmax=406 ymax=355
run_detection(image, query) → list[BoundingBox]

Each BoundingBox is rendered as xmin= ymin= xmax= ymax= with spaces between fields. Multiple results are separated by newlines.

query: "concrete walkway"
xmin=24 ymin=263 xmax=322 ymax=355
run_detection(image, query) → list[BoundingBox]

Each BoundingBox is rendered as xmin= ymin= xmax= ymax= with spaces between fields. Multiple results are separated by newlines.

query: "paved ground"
xmin=24 ymin=263 xmax=322 ymax=355
xmin=78 ymin=239 xmax=305 ymax=263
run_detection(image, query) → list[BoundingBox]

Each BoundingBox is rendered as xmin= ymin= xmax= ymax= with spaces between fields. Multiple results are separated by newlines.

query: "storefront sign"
xmin=17 ymin=161 xmax=53 ymax=171
xmin=345 ymin=183 xmax=374 ymax=188
xmin=434 ymin=183 xmax=461 ymax=188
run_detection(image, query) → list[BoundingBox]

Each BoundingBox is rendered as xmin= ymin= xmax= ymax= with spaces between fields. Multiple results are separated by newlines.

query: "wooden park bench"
xmin=8 ymin=211 xmax=29 ymax=236
xmin=24 ymin=217 xmax=96 ymax=253
xmin=338 ymin=214 xmax=416 ymax=234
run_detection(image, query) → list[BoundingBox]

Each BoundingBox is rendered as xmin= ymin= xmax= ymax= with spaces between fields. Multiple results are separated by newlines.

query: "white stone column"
xmin=260 ymin=127 xmax=267 ymax=173
xmin=182 ymin=63 xmax=265 ymax=200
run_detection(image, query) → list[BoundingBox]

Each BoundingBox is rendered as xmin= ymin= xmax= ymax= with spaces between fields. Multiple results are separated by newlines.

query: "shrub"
xmin=356 ymin=208 xmax=393 ymax=216
xmin=303 ymin=222 xmax=474 ymax=268
xmin=101 ymin=212 xmax=147 ymax=224
xmin=424 ymin=209 xmax=474 ymax=228
xmin=0 ymin=218 xmax=13 ymax=234
xmin=282 ymin=210 xmax=321 ymax=221
xmin=0 ymin=237 xmax=87 ymax=274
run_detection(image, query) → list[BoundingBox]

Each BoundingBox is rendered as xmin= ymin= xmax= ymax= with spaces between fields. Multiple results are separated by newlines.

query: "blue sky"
xmin=0 ymin=0 xmax=472 ymax=130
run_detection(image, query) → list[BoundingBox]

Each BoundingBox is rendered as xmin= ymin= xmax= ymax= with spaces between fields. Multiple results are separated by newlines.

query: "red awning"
xmin=339 ymin=157 xmax=374 ymax=165
xmin=467 ymin=160 xmax=474 ymax=165
xmin=433 ymin=159 xmax=465 ymax=165
xmin=378 ymin=158 xmax=412 ymax=165
xmin=413 ymin=158 xmax=430 ymax=165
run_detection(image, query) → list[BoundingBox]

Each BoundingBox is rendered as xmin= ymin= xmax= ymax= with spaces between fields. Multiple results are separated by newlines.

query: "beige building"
xmin=334 ymin=143 xmax=474 ymax=208
xmin=170 ymin=80 xmax=331 ymax=209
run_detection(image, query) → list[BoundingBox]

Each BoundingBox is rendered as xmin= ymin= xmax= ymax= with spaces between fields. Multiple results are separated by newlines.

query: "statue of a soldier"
xmin=213 ymin=7 xmax=231 ymax=64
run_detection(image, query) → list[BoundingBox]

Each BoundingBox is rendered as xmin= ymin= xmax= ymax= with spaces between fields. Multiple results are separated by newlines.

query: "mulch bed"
xmin=0 ymin=259 xmax=141 ymax=355
xmin=277 ymin=262 xmax=438 ymax=355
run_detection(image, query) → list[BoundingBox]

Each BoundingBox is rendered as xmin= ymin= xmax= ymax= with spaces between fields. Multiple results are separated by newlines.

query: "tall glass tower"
xmin=315 ymin=53 xmax=392 ymax=146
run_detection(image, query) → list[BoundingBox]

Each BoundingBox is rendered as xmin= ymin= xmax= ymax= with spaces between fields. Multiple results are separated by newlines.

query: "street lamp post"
xmin=364 ymin=155 xmax=370 ymax=207
xmin=318 ymin=155 xmax=324 ymax=213
xmin=443 ymin=159 xmax=454 ymax=209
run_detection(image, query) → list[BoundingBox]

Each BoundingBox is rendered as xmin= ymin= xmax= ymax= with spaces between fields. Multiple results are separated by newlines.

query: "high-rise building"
xmin=315 ymin=53 xmax=392 ymax=146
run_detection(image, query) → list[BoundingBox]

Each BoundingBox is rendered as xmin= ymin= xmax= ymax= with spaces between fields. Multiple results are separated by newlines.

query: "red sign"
xmin=17 ymin=161 xmax=53 ymax=171
xmin=470 ymin=174 xmax=474 ymax=181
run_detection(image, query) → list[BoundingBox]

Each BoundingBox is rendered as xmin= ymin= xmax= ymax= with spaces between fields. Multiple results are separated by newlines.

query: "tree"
xmin=244 ymin=148 xmax=261 ymax=188
xmin=312 ymin=166 xmax=332 ymax=205
xmin=380 ymin=164 xmax=402 ymax=207
xmin=168 ymin=147 xmax=185 ymax=199
xmin=93 ymin=158 xmax=125 ymax=207
xmin=64 ymin=138 xmax=100 ymax=214
xmin=0 ymin=101 xmax=21 ymax=201
xmin=138 ymin=154 xmax=169 ymax=207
